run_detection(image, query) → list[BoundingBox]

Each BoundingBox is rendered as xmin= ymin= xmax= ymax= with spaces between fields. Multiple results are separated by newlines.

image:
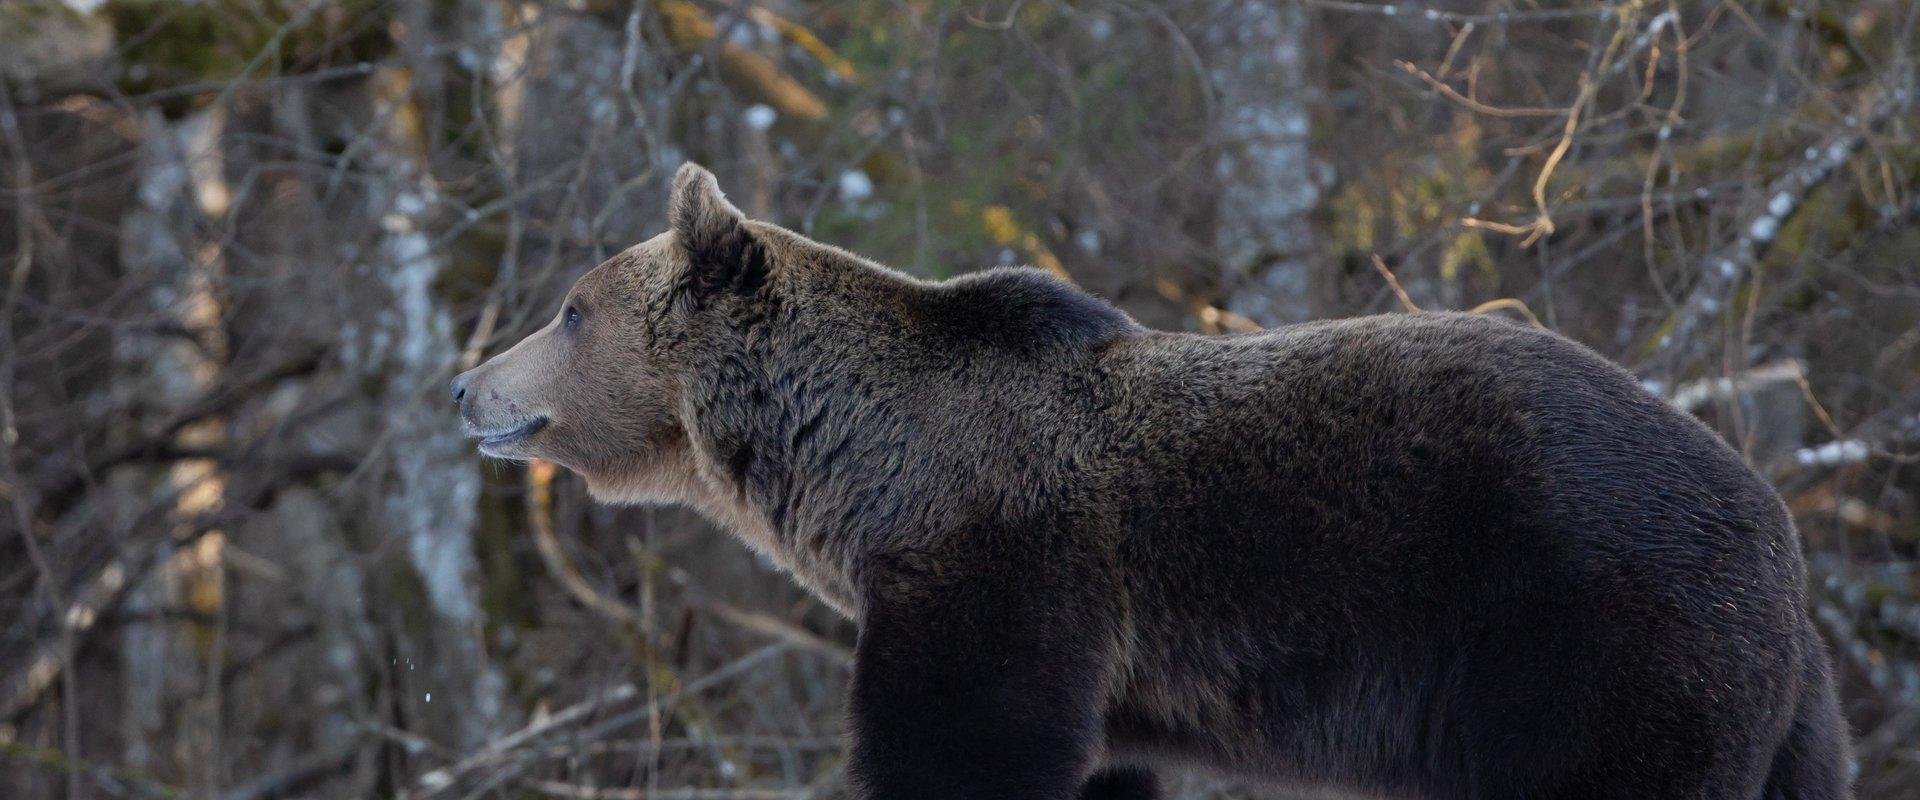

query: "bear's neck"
xmin=685 ymin=290 xmax=936 ymax=618
xmin=684 ymin=260 xmax=1136 ymax=619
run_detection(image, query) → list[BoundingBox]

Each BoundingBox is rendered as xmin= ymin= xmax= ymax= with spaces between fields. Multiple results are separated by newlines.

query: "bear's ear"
xmin=669 ymin=163 xmax=764 ymax=299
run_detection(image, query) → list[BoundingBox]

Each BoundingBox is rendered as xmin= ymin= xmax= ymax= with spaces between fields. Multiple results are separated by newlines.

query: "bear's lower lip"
xmin=477 ymin=416 xmax=548 ymax=449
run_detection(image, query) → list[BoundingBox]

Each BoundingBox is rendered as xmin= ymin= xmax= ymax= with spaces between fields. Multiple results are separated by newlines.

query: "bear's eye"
xmin=563 ymin=305 xmax=582 ymax=333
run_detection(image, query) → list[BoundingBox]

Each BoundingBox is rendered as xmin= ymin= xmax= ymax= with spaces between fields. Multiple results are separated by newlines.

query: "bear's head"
xmin=453 ymin=161 xmax=1137 ymax=539
xmin=450 ymin=163 xmax=790 ymax=508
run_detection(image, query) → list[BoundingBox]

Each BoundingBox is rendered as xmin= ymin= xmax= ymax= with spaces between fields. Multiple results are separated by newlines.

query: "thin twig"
xmin=416 ymin=644 xmax=790 ymax=798
xmin=1650 ymin=81 xmax=1915 ymax=377
xmin=1371 ymin=255 xmax=1421 ymax=313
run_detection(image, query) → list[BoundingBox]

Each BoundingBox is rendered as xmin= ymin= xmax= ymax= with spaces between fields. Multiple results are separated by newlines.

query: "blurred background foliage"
xmin=0 ymin=0 xmax=1916 ymax=797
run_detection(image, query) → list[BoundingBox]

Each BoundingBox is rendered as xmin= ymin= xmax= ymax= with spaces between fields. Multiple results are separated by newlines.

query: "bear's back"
xmin=1095 ymin=310 xmax=1796 ymax=594
xmin=1086 ymin=312 xmax=1811 ymax=787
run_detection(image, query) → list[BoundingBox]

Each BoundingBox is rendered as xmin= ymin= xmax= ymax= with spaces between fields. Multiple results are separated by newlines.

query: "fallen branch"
xmin=414 ymin=644 xmax=790 ymax=798
xmin=519 ymin=783 xmax=802 ymax=800
xmin=1301 ymin=0 xmax=1607 ymax=25
xmin=413 ymin=683 xmax=640 ymax=796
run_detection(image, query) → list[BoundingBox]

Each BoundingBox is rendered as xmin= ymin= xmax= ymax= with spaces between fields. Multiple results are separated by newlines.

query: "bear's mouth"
xmin=475 ymin=416 xmax=548 ymax=450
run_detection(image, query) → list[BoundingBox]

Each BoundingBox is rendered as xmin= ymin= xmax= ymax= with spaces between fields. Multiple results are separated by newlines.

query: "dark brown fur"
xmin=452 ymin=164 xmax=1851 ymax=799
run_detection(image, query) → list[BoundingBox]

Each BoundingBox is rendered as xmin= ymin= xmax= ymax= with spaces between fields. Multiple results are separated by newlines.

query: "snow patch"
xmin=743 ymin=104 xmax=778 ymax=131
xmin=838 ymin=169 xmax=874 ymax=202
xmin=1794 ymin=440 xmax=1870 ymax=468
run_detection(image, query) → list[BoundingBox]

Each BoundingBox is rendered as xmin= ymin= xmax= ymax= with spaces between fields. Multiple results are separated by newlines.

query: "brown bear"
xmin=451 ymin=163 xmax=1850 ymax=799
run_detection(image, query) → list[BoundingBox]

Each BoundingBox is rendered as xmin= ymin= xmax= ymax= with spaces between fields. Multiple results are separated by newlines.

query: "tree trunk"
xmin=1204 ymin=0 xmax=1319 ymax=327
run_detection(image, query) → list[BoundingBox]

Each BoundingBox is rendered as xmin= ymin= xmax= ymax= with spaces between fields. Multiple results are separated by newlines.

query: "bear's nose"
xmin=450 ymin=371 xmax=472 ymax=404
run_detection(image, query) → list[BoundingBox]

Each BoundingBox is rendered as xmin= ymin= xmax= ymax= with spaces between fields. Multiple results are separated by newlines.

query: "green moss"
xmin=102 ymin=0 xmax=396 ymax=110
xmin=1 ymin=1 xmax=95 ymax=47
xmin=1439 ymin=231 xmax=1495 ymax=284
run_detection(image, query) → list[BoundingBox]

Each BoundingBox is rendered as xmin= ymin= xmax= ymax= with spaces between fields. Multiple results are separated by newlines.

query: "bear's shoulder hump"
xmin=930 ymin=267 xmax=1142 ymax=351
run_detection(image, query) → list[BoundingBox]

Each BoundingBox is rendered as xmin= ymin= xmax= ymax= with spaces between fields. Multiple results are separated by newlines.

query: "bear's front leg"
xmin=847 ymin=546 xmax=1117 ymax=799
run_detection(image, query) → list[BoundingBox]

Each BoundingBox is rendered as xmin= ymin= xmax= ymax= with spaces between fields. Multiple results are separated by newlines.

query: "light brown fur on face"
xmin=452 ymin=170 xmax=806 ymax=582
xmin=452 ymin=233 xmax=697 ymax=505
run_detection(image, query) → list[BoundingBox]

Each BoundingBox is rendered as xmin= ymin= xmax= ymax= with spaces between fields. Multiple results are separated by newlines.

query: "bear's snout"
xmin=450 ymin=365 xmax=485 ymax=422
